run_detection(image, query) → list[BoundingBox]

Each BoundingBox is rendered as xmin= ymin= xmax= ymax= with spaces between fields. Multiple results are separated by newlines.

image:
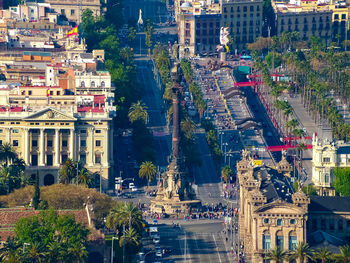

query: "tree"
xmin=145 ymin=19 xmax=154 ymax=50
xmin=0 ymin=143 xmax=17 ymax=166
xmin=127 ymin=27 xmax=137 ymax=44
xmin=334 ymin=245 xmax=350 ymax=263
xmin=289 ymin=241 xmax=313 ymax=263
xmin=138 ymin=161 xmax=156 ymax=188
xmin=128 ymin=101 xmax=148 ymax=124
xmin=221 ymin=165 xmax=233 ymax=184
xmin=58 ymin=159 xmax=76 ymax=184
xmin=313 ymin=247 xmax=333 ymax=263
xmin=32 ymin=171 xmax=40 ymax=210
xmin=76 ymin=167 xmax=93 ymax=187
xmin=266 ymin=246 xmax=287 ymax=263
xmin=106 ymin=202 xmax=143 ymax=233
xmin=333 ymin=168 xmax=350 ymax=196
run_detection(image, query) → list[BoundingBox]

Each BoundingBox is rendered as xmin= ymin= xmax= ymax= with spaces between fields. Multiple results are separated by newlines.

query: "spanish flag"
xmin=67 ymin=26 xmax=78 ymax=37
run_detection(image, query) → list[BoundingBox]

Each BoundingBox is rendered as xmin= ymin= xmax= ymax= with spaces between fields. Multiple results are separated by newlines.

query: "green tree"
xmin=58 ymin=159 xmax=76 ymax=184
xmin=106 ymin=202 xmax=143 ymax=233
xmin=313 ymin=247 xmax=334 ymax=263
xmin=145 ymin=19 xmax=154 ymax=49
xmin=0 ymin=143 xmax=17 ymax=166
xmin=334 ymin=245 xmax=350 ymax=263
xmin=128 ymin=27 xmax=137 ymax=44
xmin=333 ymin=167 xmax=350 ymax=196
xmin=138 ymin=161 xmax=156 ymax=188
xmin=221 ymin=165 xmax=233 ymax=184
xmin=289 ymin=241 xmax=313 ymax=263
xmin=266 ymin=246 xmax=287 ymax=263
xmin=128 ymin=101 xmax=148 ymax=124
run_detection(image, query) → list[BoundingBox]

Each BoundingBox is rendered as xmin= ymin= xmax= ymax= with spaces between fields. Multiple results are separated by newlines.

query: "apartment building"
xmin=273 ymin=0 xmax=333 ymax=42
xmin=221 ymin=0 xmax=263 ymax=50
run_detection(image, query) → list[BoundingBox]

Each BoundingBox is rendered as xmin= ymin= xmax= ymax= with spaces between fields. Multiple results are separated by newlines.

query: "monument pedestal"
xmin=150 ymin=199 xmax=201 ymax=216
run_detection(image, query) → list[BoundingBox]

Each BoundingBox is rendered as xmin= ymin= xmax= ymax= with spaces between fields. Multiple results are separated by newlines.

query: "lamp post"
xmin=23 ymin=243 xmax=30 ymax=253
xmin=111 ymin=236 xmax=118 ymax=263
xmin=223 ymin=143 xmax=228 ymax=163
xmin=219 ymin=131 xmax=224 ymax=150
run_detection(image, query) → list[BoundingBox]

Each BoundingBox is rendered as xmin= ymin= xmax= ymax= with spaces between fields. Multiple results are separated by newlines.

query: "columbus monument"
xmin=150 ymin=64 xmax=200 ymax=215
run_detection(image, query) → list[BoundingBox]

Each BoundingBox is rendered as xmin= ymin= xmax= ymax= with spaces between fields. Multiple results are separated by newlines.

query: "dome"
xmin=181 ymin=2 xmax=193 ymax=8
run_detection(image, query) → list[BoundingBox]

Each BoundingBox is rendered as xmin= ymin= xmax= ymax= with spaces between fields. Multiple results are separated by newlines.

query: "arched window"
xmin=81 ymin=81 xmax=85 ymax=87
xmin=263 ymin=231 xmax=271 ymax=250
xmin=101 ymin=81 xmax=105 ymax=87
xmin=91 ymin=81 xmax=95 ymax=87
xmin=289 ymin=231 xmax=297 ymax=250
xmin=325 ymin=173 xmax=330 ymax=183
xmin=276 ymin=230 xmax=284 ymax=249
xmin=44 ymin=174 xmax=55 ymax=186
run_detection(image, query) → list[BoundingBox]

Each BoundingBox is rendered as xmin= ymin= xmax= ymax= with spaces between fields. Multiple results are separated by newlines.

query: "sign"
xmin=254 ymin=160 xmax=263 ymax=166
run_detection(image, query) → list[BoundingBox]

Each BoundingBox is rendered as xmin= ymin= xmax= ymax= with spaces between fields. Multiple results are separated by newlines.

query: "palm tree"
xmin=0 ymin=164 xmax=12 ymax=194
xmin=45 ymin=241 xmax=64 ymax=263
xmin=266 ymin=246 xmax=287 ymax=263
xmin=196 ymin=99 xmax=207 ymax=119
xmin=289 ymin=241 xmax=313 ymax=263
xmin=334 ymin=245 xmax=350 ymax=263
xmin=181 ymin=118 xmax=196 ymax=140
xmin=119 ymin=227 xmax=141 ymax=247
xmin=221 ymin=165 xmax=232 ymax=184
xmin=138 ymin=161 xmax=156 ymax=189
xmin=77 ymin=167 xmax=92 ymax=187
xmin=0 ymin=143 xmax=17 ymax=166
xmin=0 ymin=237 xmax=20 ymax=262
xmin=313 ymin=247 xmax=334 ymax=263
xmin=106 ymin=202 xmax=143 ymax=233
xmin=58 ymin=159 xmax=76 ymax=184
xmin=128 ymin=101 xmax=148 ymax=124
xmin=26 ymin=242 xmax=46 ymax=263
xmin=67 ymin=243 xmax=88 ymax=263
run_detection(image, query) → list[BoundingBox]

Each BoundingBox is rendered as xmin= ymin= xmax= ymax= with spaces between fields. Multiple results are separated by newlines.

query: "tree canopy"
xmin=333 ymin=167 xmax=350 ymax=196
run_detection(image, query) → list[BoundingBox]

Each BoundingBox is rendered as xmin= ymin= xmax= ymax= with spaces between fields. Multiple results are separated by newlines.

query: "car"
xmin=153 ymin=235 xmax=160 ymax=244
xmin=131 ymin=186 xmax=138 ymax=192
xmin=129 ymin=182 xmax=135 ymax=189
xmin=155 ymin=251 xmax=162 ymax=258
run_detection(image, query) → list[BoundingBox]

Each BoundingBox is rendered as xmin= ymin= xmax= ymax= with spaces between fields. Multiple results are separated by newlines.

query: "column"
xmin=54 ymin=129 xmax=60 ymax=166
xmin=69 ymin=128 xmax=74 ymax=160
xmin=39 ymin=128 xmax=45 ymax=166
xmin=103 ymin=128 xmax=109 ymax=166
xmin=24 ymin=128 xmax=29 ymax=165
xmin=6 ymin=128 xmax=11 ymax=143
xmin=87 ymin=128 xmax=94 ymax=166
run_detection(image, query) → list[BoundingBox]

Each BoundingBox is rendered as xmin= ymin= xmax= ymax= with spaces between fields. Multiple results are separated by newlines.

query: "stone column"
xmin=6 ymin=128 xmax=11 ymax=143
xmin=24 ymin=128 xmax=29 ymax=165
xmin=54 ymin=129 xmax=60 ymax=165
xmin=39 ymin=128 xmax=45 ymax=166
xmin=103 ymin=128 xmax=109 ymax=166
xmin=87 ymin=128 xmax=94 ymax=166
xmin=69 ymin=128 xmax=74 ymax=160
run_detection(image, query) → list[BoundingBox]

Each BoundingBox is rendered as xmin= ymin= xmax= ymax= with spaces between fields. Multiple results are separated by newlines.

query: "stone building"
xmin=221 ymin=0 xmax=263 ymax=50
xmin=237 ymin=151 xmax=309 ymax=262
xmin=0 ymin=83 xmax=115 ymax=189
xmin=312 ymin=134 xmax=350 ymax=196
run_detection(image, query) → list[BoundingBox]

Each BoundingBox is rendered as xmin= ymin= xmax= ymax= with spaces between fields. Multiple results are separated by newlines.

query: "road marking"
xmin=213 ymin=234 xmax=222 ymax=263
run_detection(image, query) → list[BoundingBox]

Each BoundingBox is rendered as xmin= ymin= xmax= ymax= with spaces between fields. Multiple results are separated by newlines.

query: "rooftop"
xmin=309 ymin=196 xmax=350 ymax=213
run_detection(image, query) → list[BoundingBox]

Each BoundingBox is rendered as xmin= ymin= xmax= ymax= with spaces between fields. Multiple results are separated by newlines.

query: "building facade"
xmin=237 ymin=151 xmax=309 ymax=262
xmin=0 ymin=83 xmax=115 ymax=189
xmin=221 ymin=0 xmax=263 ymax=50
xmin=312 ymin=134 xmax=350 ymax=196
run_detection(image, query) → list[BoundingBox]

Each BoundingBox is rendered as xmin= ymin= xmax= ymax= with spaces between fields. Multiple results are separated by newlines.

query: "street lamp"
xmin=111 ymin=236 xmax=118 ymax=263
xmin=223 ymin=143 xmax=228 ymax=163
xmin=219 ymin=131 xmax=224 ymax=150
xmin=23 ymin=243 xmax=30 ymax=253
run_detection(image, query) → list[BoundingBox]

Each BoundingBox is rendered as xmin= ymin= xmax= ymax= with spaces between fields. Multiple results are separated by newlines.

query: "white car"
xmin=153 ymin=235 xmax=160 ymax=244
xmin=155 ymin=251 xmax=162 ymax=258
xmin=131 ymin=186 xmax=138 ymax=192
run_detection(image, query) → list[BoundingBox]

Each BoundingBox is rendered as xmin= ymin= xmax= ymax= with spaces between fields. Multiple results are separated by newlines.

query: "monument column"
xmin=87 ymin=128 xmax=94 ymax=166
xmin=172 ymin=88 xmax=180 ymax=159
xmin=24 ymin=128 xmax=30 ymax=165
xmin=54 ymin=129 xmax=60 ymax=165
xmin=39 ymin=128 xmax=45 ymax=166
xmin=69 ymin=128 xmax=74 ymax=160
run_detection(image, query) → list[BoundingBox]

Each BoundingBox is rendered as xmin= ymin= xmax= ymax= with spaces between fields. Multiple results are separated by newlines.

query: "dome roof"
xmin=181 ymin=2 xmax=193 ymax=8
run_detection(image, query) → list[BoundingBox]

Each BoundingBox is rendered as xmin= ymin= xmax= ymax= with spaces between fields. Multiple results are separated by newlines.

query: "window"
xmin=57 ymin=91 xmax=60 ymax=96
xmin=32 ymin=140 xmax=38 ymax=147
xmin=263 ymin=232 xmax=271 ymax=250
xmin=95 ymin=152 xmax=101 ymax=164
xmin=250 ymin=5 xmax=254 ymax=11
xmin=47 ymin=154 xmax=53 ymax=166
xmin=12 ymin=129 xmax=19 ymax=133
xmin=323 ymin=157 xmax=330 ymax=163
xmin=289 ymin=234 xmax=297 ymax=250
xmin=71 ymin=9 xmax=75 ymax=15
xmin=276 ymin=231 xmax=284 ymax=249
xmin=28 ymin=90 xmax=32 ymax=95
xmin=95 ymin=130 xmax=102 ymax=134
xmin=62 ymin=140 xmax=68 ymax=147
xmin=61 ymin=9 xmax=65 ymax=15
xmin=96 ymin=140 xmax=101 ymax=147
xmin=13 ymin=140 xmax=18 ymax=146
xmin=334 ymin=14 xmax=339 ymax=20
xmin=80 ymin=139 xmax=86 ymax=147
xmin=277 ymin=219 xmax=283 ymax=226
xmin=81 ymin=81 xmax=85 ymax=87
xmin=101 ymin=81 xmax=105 ymax=87
xmin=31 ymin=155 xmax=38 ymax=166
xmin=321 ymin=219 xmax=326 ymax=230
xmin=61 ymin=154 xmax=68 ymax=164
xmin=243 ymin=6 xmax=247 ymax=12
xmin=290 ymin=219 xmax=296 ymax=224
xmin=80 ymin=154 xmax=86 ymax=164
xmin=80 ymin=129 xmax=87 ymax=134
xmin=325 ymin=173 xmax=330 ymax=183
xmin=342 ymin=14 xmax=346 ymax=20
xmin=264 ymin=218 xmax=269 ymax=224
xmin=338 ymin=220 xmax=344 ymax=231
